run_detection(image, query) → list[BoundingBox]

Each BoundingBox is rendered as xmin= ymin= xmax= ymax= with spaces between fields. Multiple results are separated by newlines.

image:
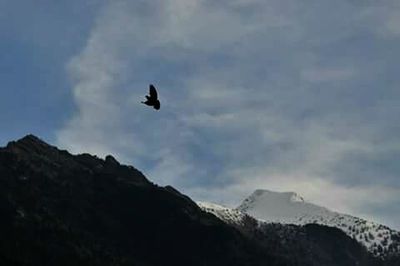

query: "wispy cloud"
xmin=57 ymin=0 xmax=400 ymax=229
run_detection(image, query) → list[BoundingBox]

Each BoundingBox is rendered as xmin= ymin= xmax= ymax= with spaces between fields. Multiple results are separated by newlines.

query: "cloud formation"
xmin=57 ymin=0 xmax=400 ymax=228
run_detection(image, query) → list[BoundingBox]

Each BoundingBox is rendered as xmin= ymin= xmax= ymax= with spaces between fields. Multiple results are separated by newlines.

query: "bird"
xmin=141 ymin=84 xmax=160 ymax=110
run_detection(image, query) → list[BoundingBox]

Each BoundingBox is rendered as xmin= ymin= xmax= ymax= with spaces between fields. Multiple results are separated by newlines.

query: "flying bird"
xmin=141 ymin=84 xmax=160 ymax=110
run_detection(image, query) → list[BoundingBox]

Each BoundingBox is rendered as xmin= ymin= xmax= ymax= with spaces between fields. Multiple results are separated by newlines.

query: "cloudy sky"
xmin=1 ymin=0 xmax=399 ymax=229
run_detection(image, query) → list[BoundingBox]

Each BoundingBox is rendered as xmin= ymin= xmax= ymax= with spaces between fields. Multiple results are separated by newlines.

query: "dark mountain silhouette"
xmin=0 ymin=135 xmax=397 ymax=265
xmin=141 ymin=84 xmax=160 ymax=110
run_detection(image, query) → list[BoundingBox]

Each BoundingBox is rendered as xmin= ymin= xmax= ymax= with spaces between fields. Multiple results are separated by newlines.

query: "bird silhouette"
xmin=141 ymin=84 xmax=160 ymax=110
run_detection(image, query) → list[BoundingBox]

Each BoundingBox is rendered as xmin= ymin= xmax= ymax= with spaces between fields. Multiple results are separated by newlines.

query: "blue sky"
xmin=1 ymin=0 xmax=399 ymax=229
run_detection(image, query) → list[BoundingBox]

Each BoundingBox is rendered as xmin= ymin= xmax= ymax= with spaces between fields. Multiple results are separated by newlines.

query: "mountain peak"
xmin=11 ymin=134 xmax=49 ymax=146
xmin=4 ymin=134 xmax=60 ymax=158
xmin=237 ymin=189 xmax=326 ymax=223
xmin=105 ymin=154 xmax=120 ymax=166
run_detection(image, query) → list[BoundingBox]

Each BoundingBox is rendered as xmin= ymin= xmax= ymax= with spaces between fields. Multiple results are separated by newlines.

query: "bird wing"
xmin=149 ymin=84 xmax=158 ymax=99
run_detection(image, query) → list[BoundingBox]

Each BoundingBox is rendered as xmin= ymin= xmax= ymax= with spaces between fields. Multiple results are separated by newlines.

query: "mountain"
xmin=198 ymin=201 xmax=389 ymax=266
xmin=238 ymin=189 xmax=400 ymax=258
xmin=198 ymin=189 xmax=400 ymax=261
xmin=0 ymin=135 xmax=275 ymax=266
xmin=0 ymin=135 xmax=394 ymax=265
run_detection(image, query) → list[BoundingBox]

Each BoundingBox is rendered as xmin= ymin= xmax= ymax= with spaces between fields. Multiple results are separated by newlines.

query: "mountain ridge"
xmin=0 ymin=134 xmax=395 ymax=265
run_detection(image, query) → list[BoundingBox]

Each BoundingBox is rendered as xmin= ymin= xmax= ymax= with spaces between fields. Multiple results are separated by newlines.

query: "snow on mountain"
xmin=198 ymin=189 xmax=400 ymax=258
xmin=237 ymin=189 xmax=333 ymax=224
xmin=197 ymin=201 xmax=249 ymax=226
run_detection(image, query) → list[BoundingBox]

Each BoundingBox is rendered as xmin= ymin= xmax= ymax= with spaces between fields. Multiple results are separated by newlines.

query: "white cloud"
xmin=384 ymin=10 xmax=400 ymax=36
xmin=57 ymin=0 xmax=400 ymax=228
xmin=355 ymin=3 xmax=400 ymax=38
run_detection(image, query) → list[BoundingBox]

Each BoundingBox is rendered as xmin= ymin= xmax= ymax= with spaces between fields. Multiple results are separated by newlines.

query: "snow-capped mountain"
xmin=198 ymin=189 xmax=400 ymax=258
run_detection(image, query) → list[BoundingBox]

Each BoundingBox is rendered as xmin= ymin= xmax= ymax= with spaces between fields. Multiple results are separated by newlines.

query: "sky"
xmin=0 ymin=0 xmax=399 ymax=229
